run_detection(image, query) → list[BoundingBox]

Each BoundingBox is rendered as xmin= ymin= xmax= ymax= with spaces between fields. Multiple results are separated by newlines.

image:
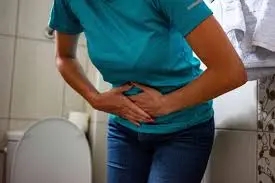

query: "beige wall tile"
xmin=0 ymin=119 xmax=9 ymax=149
xmin=9 ymin=119 xmax=37 ymax=131
xmin=205 ymin=130 xmax=257 ymax=183
xmin=0 ymin=36 xmax=15 ymax=117
xmin=0 ymin=153 xmax=4 ymax=183
xmin=17 ymin=0 xmax=53 ymax=40
xmin=63 ymin=47 xmax=88 ymax=116
xmin=11 ymin=39 xmax=63 ymax=119
xmin=214 ymin=81 xmax=258 ymax=130
xmin=0 ymin=0 xmax=18 ymax=35
xmin=90 ymin=121 xmax=108 ymax=183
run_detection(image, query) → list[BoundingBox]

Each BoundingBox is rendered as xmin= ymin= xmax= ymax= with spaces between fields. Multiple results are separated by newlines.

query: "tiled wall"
xmin=203 ymin=81 xmax=258 ymax=183
xmin=0 ymin=0 xmax=95 ymax=181
xmin=0 ymin=0 xmax=92 ymax=135
xmin=87 ymin=77 xmax=262 ymax=183
xmin=86 ymin=78 xmax=270 ymax=183
xmin=0 ymin=1 xmax=275 ymax=183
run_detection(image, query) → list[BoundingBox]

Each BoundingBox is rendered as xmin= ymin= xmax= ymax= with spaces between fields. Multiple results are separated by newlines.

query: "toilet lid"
xmin=11 ymin=118 xmax=92 ymax=183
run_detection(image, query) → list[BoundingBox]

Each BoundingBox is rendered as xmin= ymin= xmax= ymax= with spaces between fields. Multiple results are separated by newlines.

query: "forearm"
xmin=161 ymin=16 xmax=248 ymax=114
xmin=56 ymin=57 xmax=99 ymax=105
xmin=163 ymin=67 xmax=247 ymax=113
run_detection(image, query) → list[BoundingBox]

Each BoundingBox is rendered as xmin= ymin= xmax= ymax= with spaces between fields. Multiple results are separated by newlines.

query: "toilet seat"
xmin=10 ymin=118 xmax=92 ymax=183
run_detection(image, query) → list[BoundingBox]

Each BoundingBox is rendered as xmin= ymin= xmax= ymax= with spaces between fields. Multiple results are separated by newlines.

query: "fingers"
xmin=128 ymin=109 xmax=152 ymax=123
xmin=131 ymin=82 xmax=154 ymax=93
xmin=113 ymin=84 xmax=132 ymax=93
xmin=124 ymin=117 xmax=140 ymax=126
xmin=123 ymin=112 xmax=153 ymax=127
xmin=128 ymin=92 xmax=147 ymax=101
xmin=129 ymin=104 xmax=152 ymax=120
xmin=128 ymin=94 xmax=142 ymax=102
xmin=123 ymin=112 xmax=147 ymax=126
xmin=123 ymin=97 xmax=154 ymax=122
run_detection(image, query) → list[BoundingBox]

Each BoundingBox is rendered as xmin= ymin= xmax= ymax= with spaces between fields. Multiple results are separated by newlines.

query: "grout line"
xmin=2 ymin=117 xmax=272 ymax=134
xmin=0 ymin=34 xmax=16 ymax=39
xmin=7 ymin=0 xmax=21 ymax=127
xmin=215 ymin=127 xmax=257 ymax=132
xmin=0 ymin=118 xmax=9 ymax=120
xmin=82 ymin=47 xmax=89 ymax=112
xmin=215 ymin=128 xmax=275 ymax=133
xmin=8 ymin=117 xmax=40 ymax=121
xmin=61 ymin=81 xmax=66 ymax=117
xmin=0 ymin=33 xmax=86 ymax=47
xmin=16 ymin=36 xmax=54 ymax=43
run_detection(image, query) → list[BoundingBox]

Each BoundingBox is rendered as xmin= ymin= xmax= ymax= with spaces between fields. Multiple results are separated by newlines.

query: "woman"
xmin=49 ymin=0 xmax=247 ymax=182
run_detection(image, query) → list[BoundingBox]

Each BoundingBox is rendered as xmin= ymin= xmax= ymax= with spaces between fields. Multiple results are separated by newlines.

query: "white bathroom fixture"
xmin=6 ymin=118 xmax=92 ymax=183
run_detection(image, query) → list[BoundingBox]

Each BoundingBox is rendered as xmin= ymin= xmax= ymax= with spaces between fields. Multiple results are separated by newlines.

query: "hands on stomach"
xmin=92 ymin=83 xmax=170 ymax=126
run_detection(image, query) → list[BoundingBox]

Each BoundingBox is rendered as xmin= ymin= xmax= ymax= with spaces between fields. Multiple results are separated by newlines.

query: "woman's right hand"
xmin=53 ymin=32 xmax=152 ymax=125
xmin=90 ymin=84 xmax=154 ymax=126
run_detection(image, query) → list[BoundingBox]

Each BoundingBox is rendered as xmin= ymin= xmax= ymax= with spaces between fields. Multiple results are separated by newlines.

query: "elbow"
xmin=227 ymin=65 xmax=248 ymax=89
xmin=55 ymin=56 xmax=63 ymax=70
xmin=55 ymin=55 xmax=70 ymax=72
xmin=238 ymin=68 xmax=248 ymax=86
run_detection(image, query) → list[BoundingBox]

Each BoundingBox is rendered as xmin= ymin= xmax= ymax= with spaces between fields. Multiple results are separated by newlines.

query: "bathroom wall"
xmin=0 ymin=1 xmax=274 ymax=183
xmin=0 ymin=0 xmax=94 ymax=182
xmin=90 ymin=69 xmax=263 ymax=183
xmin=86 ymin=42 xmax=261 ymax=183
xmin=86 ymin=1 xmax=267 ymax=181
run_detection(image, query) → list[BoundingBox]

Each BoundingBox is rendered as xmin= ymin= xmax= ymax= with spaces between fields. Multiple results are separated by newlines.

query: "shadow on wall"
xmin=214 ymin=115 xmax=256 ymax=130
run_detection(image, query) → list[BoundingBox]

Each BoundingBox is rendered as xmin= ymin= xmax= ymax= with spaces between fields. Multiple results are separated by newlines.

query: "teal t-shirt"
xmin=49 ymin=0 xmax=214 ymax=134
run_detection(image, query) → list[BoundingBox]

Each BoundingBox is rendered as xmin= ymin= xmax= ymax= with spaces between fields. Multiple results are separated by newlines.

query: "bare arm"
xmin=55 ymin=32 xmax=99 ymax=105
xmin=163 ymin=16 xmax=247 ymax=113
xmin=54 ymin=32 xmax=153 ymax=124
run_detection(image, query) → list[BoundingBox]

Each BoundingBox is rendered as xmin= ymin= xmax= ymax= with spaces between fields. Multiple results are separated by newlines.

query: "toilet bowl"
xmin=8 ymin=118 xmax=92 ymax=183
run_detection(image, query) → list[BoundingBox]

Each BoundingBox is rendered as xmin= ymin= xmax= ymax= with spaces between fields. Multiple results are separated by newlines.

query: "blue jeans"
xmin=107 ymin=117 xmax=214 ymax=183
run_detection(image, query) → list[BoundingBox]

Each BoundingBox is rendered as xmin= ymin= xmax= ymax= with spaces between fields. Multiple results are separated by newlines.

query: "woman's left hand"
xmin=128 ymin=83 xmax=171 ymax=117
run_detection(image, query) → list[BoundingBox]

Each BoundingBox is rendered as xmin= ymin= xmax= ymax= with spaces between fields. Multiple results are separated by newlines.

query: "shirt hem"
xmin=48 ymin=23 xmax=83 ymax=35
xmin=111 ymin=109 xmax=214 ymax=134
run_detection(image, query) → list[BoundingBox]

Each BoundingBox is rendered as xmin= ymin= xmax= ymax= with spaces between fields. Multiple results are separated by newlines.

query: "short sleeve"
xmin=152 ymin=0 xmax=213 ymax=36
xmin=48 ymin=0 xmax=83 ymax=34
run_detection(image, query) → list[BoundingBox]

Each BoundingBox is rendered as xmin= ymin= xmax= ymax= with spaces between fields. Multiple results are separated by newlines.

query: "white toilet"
xmin=6 ymin=118 xmax=92 ymax=183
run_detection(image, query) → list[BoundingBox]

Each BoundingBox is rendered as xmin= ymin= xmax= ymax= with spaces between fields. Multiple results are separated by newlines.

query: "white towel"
xmin=209 ymin=0 xmax=275 ymax=81
xmin=253 ymin=0 xmax=275 ymax=52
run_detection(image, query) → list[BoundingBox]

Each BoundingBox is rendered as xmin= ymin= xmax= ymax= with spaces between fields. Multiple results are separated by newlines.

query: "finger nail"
xmin=146 ymin=119 xmax=154 ymax=122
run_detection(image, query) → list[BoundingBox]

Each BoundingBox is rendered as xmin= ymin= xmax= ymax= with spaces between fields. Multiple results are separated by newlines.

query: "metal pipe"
xmin=44 ymin=26 xmax=55 ymax=39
